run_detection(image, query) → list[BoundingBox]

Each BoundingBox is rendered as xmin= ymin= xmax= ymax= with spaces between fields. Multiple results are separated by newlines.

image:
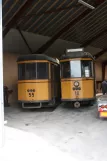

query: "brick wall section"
xmin=95 ymin=62 xmax=102 ymax=81
xmin=105 ymin=65 xmax=107 ymax=80
xmin=3 ymin=53 xmax=20 ymax=103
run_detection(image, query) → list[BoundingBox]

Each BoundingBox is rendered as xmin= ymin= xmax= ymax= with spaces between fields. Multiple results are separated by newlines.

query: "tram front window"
xmin=61 ymin=61 xmax=81 ymax=78
xmin=37 ymin=63 xmax=49 ymax=79
xmin=81 ymin=60 xmax=93 ymax=77
xmin=61 ymin=60 xmax=93 ymax=78
xmin=61 ymin=61 xmax=70 ymax=78
xmin=18 ymin=62 xmax=49 ymax=80
xmin=25 ymin=63 xmax=36 ymax=79
xmin=70 ymin=61 xmax=81 ymax=77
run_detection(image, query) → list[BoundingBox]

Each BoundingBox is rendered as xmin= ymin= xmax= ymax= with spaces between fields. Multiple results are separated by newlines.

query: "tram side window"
xmin=18 ymin=64 xmax=25 ymax=80
xmin=61 ymin=61 xmax=70 ymax=78
xmin=25 ymin=63 xmax=36 ymax=80
xmin=81 ymin=60 xmax=93 ymax=77
xmin=37 ymin=63 xmax=49 ymax=79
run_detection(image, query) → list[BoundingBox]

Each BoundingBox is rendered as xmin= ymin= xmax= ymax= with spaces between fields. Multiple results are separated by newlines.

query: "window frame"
xmin=81 ymin=60 xmax=94 ymax=78
xmin=18 ymin=63 xmax=26 ymax=80
xmin=25 ymin=63 xmax=36 ymax=80
xmin=60 ymin=60 xmax=94 ymax=79
xmin=36 ymin=62 xmax=49 ymax=79
xmin=70 ymin=60 xmax=81 ymax=78
xmin=18 ymin=62 xmax=49 ymax=80
xmin=60 ymin=61 xmax=70 ymax=78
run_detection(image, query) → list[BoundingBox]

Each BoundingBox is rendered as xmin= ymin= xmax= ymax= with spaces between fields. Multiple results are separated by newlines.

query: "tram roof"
xmin=60 ymin=52 xmax=94 ymax=60
xmin=17 ymin=54 xmax=58 ymax=64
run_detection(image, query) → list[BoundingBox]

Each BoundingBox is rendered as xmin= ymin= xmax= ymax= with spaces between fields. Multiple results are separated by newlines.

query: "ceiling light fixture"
xmin=78 ymin=0 xmax=95 ymax=9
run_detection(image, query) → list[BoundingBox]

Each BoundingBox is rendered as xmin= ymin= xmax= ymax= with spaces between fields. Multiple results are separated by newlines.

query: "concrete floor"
xmin=4 ymin=103 xmax=107 ymax=161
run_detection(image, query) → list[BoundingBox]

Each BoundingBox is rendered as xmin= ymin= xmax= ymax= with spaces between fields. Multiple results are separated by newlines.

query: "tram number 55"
xmin=29 ymin=93 xmax=34 ymax=97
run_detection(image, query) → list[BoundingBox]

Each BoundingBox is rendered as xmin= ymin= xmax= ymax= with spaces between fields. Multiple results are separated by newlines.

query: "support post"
xmin=0 ymin=0 xmax=4 ymax=147
xmin=102 ymin=62 xmax=107 ymax=81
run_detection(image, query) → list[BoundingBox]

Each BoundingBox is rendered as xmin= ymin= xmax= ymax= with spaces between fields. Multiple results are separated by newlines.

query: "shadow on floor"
xmin=61 ymin=102 xmax=96 ymax=112
xmin=4 ymin=103 xmax=59 ymax=113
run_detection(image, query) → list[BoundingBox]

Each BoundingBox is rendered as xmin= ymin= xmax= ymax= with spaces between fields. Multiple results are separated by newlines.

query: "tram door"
xmin=50 ymin=64 xmax=56 ymax=100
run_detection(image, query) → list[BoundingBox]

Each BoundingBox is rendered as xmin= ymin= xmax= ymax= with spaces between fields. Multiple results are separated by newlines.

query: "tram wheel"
xmin=73 ymin=101 xmax=80 ymax=108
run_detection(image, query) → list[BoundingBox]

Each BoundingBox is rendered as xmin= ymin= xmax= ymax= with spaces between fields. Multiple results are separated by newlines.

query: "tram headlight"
xmin=74 ymin=81 xmax=79 ymax=87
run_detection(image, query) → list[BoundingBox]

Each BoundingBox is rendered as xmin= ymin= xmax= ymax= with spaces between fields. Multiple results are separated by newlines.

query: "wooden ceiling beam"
xmin=19 ymin=4 xmax=80 ymax=21
xmin=94 ymin=48 xmax=107 ymax=59
xmin=34 ymin=9 xmax=91 ymax=54
xmin=81 ymin=29 xmax=107 ymax=47
xmin=16 ymin=26 xmax=33 ymax=54
xmin=3 ymin=0 xmax=34 ymax=38
xmin=34 ymin=0 xmax=105 ymax=54
xmin=95 ymin=0 xmax=105 ymax=5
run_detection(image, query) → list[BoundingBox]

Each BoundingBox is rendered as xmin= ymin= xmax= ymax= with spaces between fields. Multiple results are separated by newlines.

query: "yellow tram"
xmin=60 ymin=48 xmax=96 ymax=108
xmin=17 ymin=54 xmax=61 ymax=108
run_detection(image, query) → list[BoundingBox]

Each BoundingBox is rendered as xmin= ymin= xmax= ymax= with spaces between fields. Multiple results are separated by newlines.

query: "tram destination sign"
xmin=66 ymin=48 xmax=84 ymax=53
